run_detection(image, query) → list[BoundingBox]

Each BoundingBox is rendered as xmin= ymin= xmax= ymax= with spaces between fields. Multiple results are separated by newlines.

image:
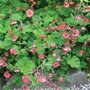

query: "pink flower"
xmin=32 ymin=43 xmax=36 ymax=47
xmin=82 ymin=17 xmax=88 ymax=23
xmin=29 ymin=48 xmax=37 ymax=54
xmin=16 ymin=7 xmax=20 ymax=11
xmin=44 ymin=28 xmax=50 ymax=31
xmin=69 ymin=36 xmax=76 ymax=40
xmin=38 ymin=54 xmax=45 ymax=59
xmin=22 ymin=75 xmax=30 ymax=84
xmin=64 ymin=40 xmax=70 ymax=45
xmin=81 ymin=26 xmax=86 ymax=30
xmin=45 ymin=81 xmax=56 ymax=88
xmin=62 ymin=46 xmax=71 ymax=52
xmin=14 ymin=69 xmax=19 ymax=73
xmin=59 ymin=22 xmax=66 ymax=29
xmin=83 ymin=6 xmax=90 ymax=12
xmin=8 ymin=30 xmax=12 ymax=35
xmin=4 ymin=71 xmax=11 ymax=79
xmin=56 ymin=88 xmax=61 ymax=90
xmin=62 ymin=50 xmax=67 ymax=55
xmin=2 ymin=57 xmax=6 ymax=61
xmin=11 ymin=35 xmax=17 ymax=41
xmin=79 ymin=50 xmax=84 ymax=56
xmin=69 ymin=2 xmax=74 ymax=5
xmin=2 ymin=64 xmax=7 ymax=68
xmin=30 ymin=0 xmax=34 ymax=2
xmin=71 ymin=42 xmax=76 ymax=46
xmin=21 ymin=84 xmax=28 ymax=90
xmin=53 ymin=26 xmax=60 ymax=31
xmin=50 ymin=83 xmax=56 ymax=88
xmin=56 ymin=56 xmax=61 ymax=61
xmin=83 ymin=41 xmax=87 ymax=46
xmin=52 ymin=62 xmax=60 ymax=67
xmin=37 ymin=75 xmax=47 ymax=83
xmin=64 ymin=2 xmax=69 ymax=8
xmin=75 ymin=15 xmax=81 ymax=20
xmin=65 ymin=26 xmax=71 ymax=30
xmin=62 ymin=32 xmax=70 ymax=39
xmin=72 ymin=29 xmax=79 ymax=37
xmin=58 ymin=77 xmax=64 ymax=83
xmin=32 ymin=1 xmax=37 ymax=6
xmin=39 ymin=34 xmax=46 ymax=39
xmin=50 ymin=43 xmax=56 ymax=49
xmin=35 ymin=72 xmax=40 ymax=76
xmin=26 ymin=9 xmax=33 ymax=18
xmin=10 ymin=48 xmax=16 ymax=55
xmin=0 ymin=59 xmax=5 ymax=66
xmin=45 ymin=81 xmax=52 ymax=87
xmin=48 ymin=74 xmax=53 ymax=78
xmin=4 ymin=52 xmax=9 ymax=57
xmin=11 ymin=20 xmax=17 ymax=25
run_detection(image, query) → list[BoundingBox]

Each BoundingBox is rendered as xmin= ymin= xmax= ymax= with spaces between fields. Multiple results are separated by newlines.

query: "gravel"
xmin=29 ymin=79 xmax=90 ymax=90
xmin=3 ymin=78 xmax=90 ymax=90
xmin=70 ymin=79 xmax=90 ymax=90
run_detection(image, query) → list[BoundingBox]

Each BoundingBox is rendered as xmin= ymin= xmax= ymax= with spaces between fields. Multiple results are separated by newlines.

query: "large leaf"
xmin=11 ymin=13 xmax=21 ymax=21
xmin=67 ymin=56 xmax=81 ymax=68
xmin=15 ymin=57 xmax=35 ymax=74
xmin=56 ymin=6 xmax=70 ymax=16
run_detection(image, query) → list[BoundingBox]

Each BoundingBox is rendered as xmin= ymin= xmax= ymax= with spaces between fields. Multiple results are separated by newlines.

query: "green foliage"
xmin=12 ymin=74 xmax=23 ymax=87
xmin=67 ymin=56 xmax=81 ymax=68
xmin=0 ymin=0 xmax=90 ymax=89
xmin=15 ymin=56 xmax=35 ymax=74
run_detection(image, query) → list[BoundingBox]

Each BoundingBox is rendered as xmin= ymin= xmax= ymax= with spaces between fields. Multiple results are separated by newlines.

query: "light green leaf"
xmin=15 ymin=57 xmax=35 ymax=74
xmin=67 ymin=56 xmax=81 ymax=68
xmin=11 ymin=13 xmax=21 ymax=21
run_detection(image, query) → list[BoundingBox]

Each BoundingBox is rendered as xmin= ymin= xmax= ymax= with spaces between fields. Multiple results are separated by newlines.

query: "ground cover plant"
xmin=0 ymin=0 xmax=90 ymax=90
